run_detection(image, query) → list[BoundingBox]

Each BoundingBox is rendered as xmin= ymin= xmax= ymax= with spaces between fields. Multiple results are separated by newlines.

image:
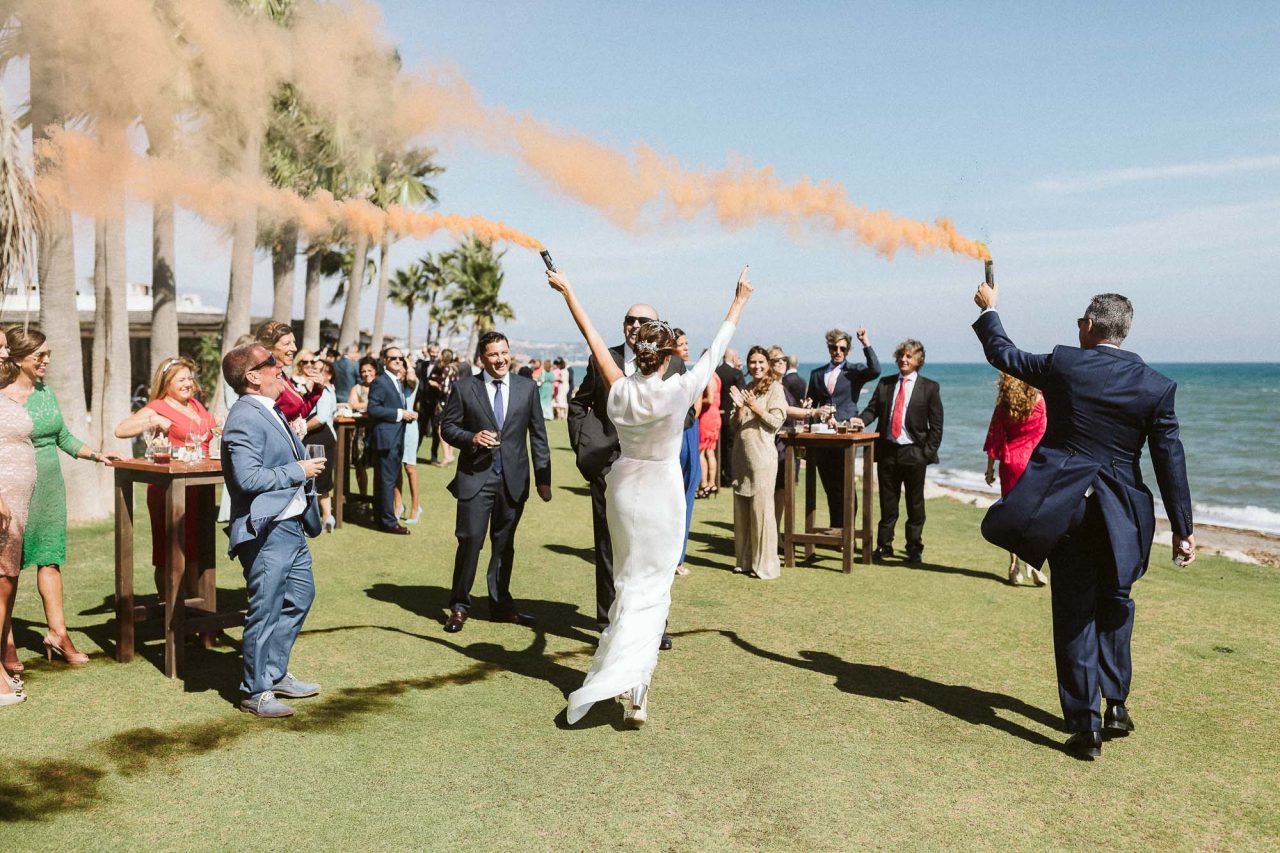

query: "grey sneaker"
xmin=240 ymin=691 xmax=294 ymax=718
xmin=272 ymin=672 xmax=320 ymax=699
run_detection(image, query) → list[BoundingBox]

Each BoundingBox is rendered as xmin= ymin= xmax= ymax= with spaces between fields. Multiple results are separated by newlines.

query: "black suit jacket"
xmin=972 ymin=310 xmax=1192 ymax=580
xmin=440 ymin=372 xmax=551 ymax=504
xmin=568 ymin=343 xmax=686 ymax=480
xmin=807 ymin=347 xmax=881 ymax=421
xmin=858 ymin=372 xmax=943 ymax=465
xmin=366 ymin=371 xmax=407 ymax=451
xmin=715 ymin=362 xmax=745 ymax=411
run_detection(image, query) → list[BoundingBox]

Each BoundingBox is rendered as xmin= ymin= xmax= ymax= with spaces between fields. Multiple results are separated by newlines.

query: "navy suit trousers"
xmin=1047 ymin=496 xmax=1135 ymax=731
xmin=450 ymin=468 xmax=524 ymax=614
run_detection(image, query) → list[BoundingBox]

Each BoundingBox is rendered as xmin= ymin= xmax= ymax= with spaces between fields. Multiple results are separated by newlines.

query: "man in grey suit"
xmin=568 ymin=303 xmax=683 ymax=647
xmin=440 ymin=331 xmax=552 ymax=633
xmin=221 ymin=343 xmax=326 ymax=718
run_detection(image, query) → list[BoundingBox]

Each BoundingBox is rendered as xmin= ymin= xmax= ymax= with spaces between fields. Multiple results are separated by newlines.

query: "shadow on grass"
xmin=721 ymin=630 xmax=1063 ymax=749
xmin=365 ymin=582 xmax=600 ymax=646
xmin=558 ymin=485 xmax=591 ymax=497
xmin=542 ymin=543 xmax=596 ymax=564
xmin=875 ymin=556 xmax=1005 ymax=585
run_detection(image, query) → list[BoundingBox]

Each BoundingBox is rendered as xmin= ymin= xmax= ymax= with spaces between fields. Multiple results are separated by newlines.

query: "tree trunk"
xmin=30 ymin=60 xmax=102 ymax=519
xmin=369 ymin=233 xmax=391 ymax=352
xmin=337 ymin=231 xmax=369 ymax=353
xmin=271 ymin=222 xmax=298 ymax=323
xmin=89 ymin=210 xmax=132 ymax=470
xmin=147 ymin=119 xmax=178 ymax=377
xmin=405 ymin=302 xmax=415 ymax=352
xmin=301 ymin=245 xmax=322 ymax=351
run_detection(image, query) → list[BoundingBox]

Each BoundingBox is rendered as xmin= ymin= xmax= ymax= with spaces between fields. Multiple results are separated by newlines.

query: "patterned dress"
xmin=22 ymin=383 xmax=85 ymax=568
xmin=0 ymin=394 xmax=37 ymax=577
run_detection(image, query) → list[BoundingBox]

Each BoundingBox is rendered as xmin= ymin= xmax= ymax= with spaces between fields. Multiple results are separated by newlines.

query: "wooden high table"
xmin=113 ymin=457 xmax=245 ymax=678
xmin=332 ymin=413 xmax=372 ymax=528
xmin=779 ymin=430 xmax=879 ymax=573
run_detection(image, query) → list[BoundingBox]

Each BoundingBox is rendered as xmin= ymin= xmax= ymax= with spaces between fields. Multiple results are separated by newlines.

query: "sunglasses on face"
xmin=770 ymin=357 xmax=786 ymax=364
xmin=1076 ymin=317 xmax=1088 ymax=327
xmin=250 ymin=354 xmax=279 ymax=372
xmin=828 ymin=345 xmax=849 ymax=353
xmin=624 ymin=315 xmax=653 ymax=326
xmin=297 ymin=358 xmax=315 ymax=366
xmin=387 ymin=356 xmax=405 ymax=363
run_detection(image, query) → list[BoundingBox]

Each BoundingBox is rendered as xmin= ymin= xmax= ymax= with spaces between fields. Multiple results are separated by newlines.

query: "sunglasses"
xmin=386 ymin=356 xmax=405 ymax=363
xmin=249 ymin=354 xmax=279 ymax=372
xmin=1076 ymin=317 xmax=1089 ymax=327
xmin=297 ymin=358 xmax=315 ymax=366
xmin=828 ymin=345 xmax=849 ymax=353
xmin=623 ymin=315 xmax=653 ymax=326
xmin=770 ymin=357 xmax=786 ymax=364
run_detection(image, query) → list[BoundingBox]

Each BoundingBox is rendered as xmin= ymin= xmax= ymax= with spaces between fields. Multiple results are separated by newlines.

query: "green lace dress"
xmin=22 ymin=383 xmax=85 ymax=568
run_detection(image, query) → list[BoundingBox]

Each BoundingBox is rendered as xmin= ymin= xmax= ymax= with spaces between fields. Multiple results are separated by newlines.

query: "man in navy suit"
xmin=807 ymin=326 xmax=881 ymax=527
xmin=971 ymin=279 xmax=1195 ymax=759
xmin=440 ymin=331 xmax=552 ymax=632
xmin=366 ymin=346 xmax=418 ymax=534
xmin=221 ymin=343 xmax=326 ymax=718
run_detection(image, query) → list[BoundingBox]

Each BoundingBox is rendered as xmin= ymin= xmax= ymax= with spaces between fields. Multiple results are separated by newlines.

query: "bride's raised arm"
xmin=547 ymin=269 xmax=624 ymax=389
xmin=683 ymin=266 xmax=754 ymax=404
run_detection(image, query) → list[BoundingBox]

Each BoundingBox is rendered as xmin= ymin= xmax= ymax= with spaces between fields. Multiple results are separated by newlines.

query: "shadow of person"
xmin=423 ymin=631 xmax=593 ymax=697
xmin=874 ymin=557 xmax=1005 ymax=584
xmin=542 ymin=542 xmax=596 ymax=564
xmin=721 ymin=630 xmax=1062 ymax=749
xmin=366 ymin=582 xmax=601 ymax=646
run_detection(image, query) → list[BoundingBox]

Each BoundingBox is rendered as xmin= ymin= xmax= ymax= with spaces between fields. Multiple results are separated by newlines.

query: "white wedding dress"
xmin=566 ymin=320 xmax=737 ymax=725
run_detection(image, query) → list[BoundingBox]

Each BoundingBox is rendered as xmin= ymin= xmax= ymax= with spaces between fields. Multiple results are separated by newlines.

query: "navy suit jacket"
xmin=440 ymin=372 xmax=551 ymax=504
xmin=858 ymin=372 xmax=944 ymax=465
xmin=222 ymin=396 xmax=321 ymax=558
xmin=806 ymin=347 xmax=881 ymax=420
xmin=366 ymin=370 xmax=407 ymax=452
xmin=972 ymin=311 xmax=1192 ymax=582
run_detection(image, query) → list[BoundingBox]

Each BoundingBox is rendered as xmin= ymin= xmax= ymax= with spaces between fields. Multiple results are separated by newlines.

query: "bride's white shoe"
xmin=624 ymin=683 xmax=648 ymax=727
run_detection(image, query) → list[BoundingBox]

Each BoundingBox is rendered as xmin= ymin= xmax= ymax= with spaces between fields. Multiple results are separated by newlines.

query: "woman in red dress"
xmin=114 ymin=356 xmax=219 ymax=595
xmin=697 ymin=365 xmax=722 ymax=498
xmin=256 ymin=321 xmax=323 ymax=426
xmin=983 ymin=372 xmax=1048 ymax=585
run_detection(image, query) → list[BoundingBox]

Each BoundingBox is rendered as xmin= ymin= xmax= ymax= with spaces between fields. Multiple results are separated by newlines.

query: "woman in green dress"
xmin=1 ymin=329 xmax=117 ymax=665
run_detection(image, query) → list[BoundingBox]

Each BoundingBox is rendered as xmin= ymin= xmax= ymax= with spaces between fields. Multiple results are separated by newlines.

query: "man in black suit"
xmin=971 ymin=282 xmax=1194 ymax=759
xmin=807 ymin=326 xmax=881 ymax=527
xmin=413 ymin=343 xmax=440 ymax=460
xmin=715 ymin=349 xmax=745 ymax=486
xmin=781 ymin=354 xmax=807 ymax=403
xmin=366 ymin=346 xmax=418 ymax=534
xmin=853 ymin=338 xmax=942 ymax=564
xmin=568 ymin=302 xmax=683 ymax=645
xmin=440 ymin=331 xmax=552 ymax=632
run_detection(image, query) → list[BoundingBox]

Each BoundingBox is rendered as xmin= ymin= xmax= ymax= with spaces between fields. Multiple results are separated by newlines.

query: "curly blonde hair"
xmin=995 ymin=373 xmax=1039 ymax=423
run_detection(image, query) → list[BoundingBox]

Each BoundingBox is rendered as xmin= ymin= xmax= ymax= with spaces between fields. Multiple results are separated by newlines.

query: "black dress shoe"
xmin=381 ymin=524 xmax=411 ymax=535
xmin=596 ymin=621 xmax=609 ymax=633
xmin=1064 ymin=730 xmax=1102 ymax=759
xmin=444 ymin=610 xmax=468 ymax=633
xmin=905 ymin=551 xmax=923 ymax=565
xmin=659 ymin=633 xmax=673 ymax=651
xmin=1104 ymin=704 xmax=1135 ymax=737
xmin=872 ymin=545 xmax=894 ymax=561
xmin=492 ymin=610 xmax=537 ymax=628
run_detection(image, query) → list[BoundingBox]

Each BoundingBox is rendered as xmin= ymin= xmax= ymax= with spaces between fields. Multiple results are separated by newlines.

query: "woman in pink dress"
xmin=983 ymin=372 xmax=1048 ymax=585
xmin=115 ymin=356 xmax=219 ymax=595
xmin=697 ymin=365 xmax=722 ymax=498
xmin=0 ymin=328 xmax=35 ymax=704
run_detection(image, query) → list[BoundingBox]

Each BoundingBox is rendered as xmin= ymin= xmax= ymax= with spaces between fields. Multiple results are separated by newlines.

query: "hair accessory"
xmin=639 ymin=319 xmax=674 ymax=337
xmin=635 ymin=341 xmax=658 ymax=354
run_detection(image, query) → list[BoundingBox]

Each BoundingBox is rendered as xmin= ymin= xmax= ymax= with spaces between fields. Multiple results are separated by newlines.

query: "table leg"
xmin=114 ymin=475 xmax=135 ymax=663
xmin=803 ymin=448 xmax=816 ymax=560
xmin=195 ymin=484 xmax=217 ymax=649
xmin=862 ymin=442 xmax=875 ymax=564
xmin=783 ymin=444 xmax=796 ymax=568
xmin=163 ymin=482 xmax=186 ymax=678
xmin=333 ymin=424 xmax=348 ymax=529
xmin=842 ymin=443 xmax=855 ymax=573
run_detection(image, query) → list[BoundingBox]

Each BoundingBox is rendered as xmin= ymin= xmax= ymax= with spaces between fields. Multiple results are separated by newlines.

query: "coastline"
xmin=925 ymin=478 xmax=1280 ymax=568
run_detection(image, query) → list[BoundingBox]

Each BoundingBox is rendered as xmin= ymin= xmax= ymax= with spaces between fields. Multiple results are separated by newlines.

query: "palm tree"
xmin=444 ymin=235 xmax=513 ymax=360
xmin=367 ymin=147 xmax=442 ymax=351
xmin=0 ymin=89 xmax=38 ymax=305
xmin=387 ymin=263 xmax=431 ymax=351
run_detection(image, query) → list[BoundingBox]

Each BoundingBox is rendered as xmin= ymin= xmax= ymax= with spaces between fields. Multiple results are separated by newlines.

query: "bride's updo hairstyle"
xmin=633 ymin=320 xmax=678 ymax=375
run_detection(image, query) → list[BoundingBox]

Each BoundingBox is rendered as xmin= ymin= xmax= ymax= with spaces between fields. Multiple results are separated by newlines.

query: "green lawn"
xmin=4 ymin=421 xmax=1278 ymax=850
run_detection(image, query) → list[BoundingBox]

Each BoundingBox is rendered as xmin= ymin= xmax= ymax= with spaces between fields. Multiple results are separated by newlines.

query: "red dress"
xmin=275 ymin=378 xmax=323 ymax=422
xmin=145 ymin=398 xmax=217 ymax=570
xmin=983 ymin=396 xmax=1047 ymax=496
xmin=698 ymin=373 xmax=722 ymax=451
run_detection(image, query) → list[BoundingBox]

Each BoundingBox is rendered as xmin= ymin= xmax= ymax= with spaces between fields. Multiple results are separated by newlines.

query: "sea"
xmin=793 ymin=362 xmax=1280 ymax=536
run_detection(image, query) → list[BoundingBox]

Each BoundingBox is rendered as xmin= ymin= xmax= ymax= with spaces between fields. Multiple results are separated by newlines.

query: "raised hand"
xmin=735 ymin=265 xmax=754 ymax=302
xmin=974 ymin=278 xmax=999 ymax=311
xmin=546 ymin=269 xmax=572 ymax=296
xmin=856 ymin=326 xmax=869 ymax=346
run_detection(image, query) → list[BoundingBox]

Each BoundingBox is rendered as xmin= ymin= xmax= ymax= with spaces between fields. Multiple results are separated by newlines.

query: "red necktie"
xmin=890 ymin=376 xmax=908 ymax=439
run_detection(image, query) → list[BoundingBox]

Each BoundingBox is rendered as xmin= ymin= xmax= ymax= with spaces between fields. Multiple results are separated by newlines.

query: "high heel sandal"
xmin=624 ymin=683 xmax=649 ymax=727
xmin=43 ymin=632 xmax=89 ymax=665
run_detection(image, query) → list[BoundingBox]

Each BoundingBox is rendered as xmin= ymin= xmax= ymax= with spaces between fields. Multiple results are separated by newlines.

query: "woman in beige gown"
xmin=730 ymin=346 xmax=788 ymax=579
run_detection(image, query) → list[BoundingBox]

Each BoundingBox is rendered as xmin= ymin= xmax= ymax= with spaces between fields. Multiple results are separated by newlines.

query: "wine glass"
xmin=304 ymin=444 xmax=326 ymax=496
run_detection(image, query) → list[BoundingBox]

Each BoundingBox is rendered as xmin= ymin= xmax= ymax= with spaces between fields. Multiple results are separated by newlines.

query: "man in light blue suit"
xmin=221 ymin=342 xmax=327 ymax=718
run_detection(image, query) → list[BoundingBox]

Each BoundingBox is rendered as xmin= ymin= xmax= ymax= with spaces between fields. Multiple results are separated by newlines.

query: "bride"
xmin=550 ymin=265 xmax=753 ymax=727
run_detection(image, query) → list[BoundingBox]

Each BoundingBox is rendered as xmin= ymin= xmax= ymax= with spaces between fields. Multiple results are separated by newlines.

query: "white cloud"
xmin=1033 ymin=155 xmax=1280 ymax=194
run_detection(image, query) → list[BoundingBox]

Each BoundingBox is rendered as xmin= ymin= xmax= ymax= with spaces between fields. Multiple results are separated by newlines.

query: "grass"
xmin=3 ymin=421 xmax=1278 ymax=850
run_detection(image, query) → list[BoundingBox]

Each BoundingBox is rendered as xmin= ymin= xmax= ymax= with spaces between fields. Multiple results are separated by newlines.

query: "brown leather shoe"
xmin=491 ymin=609 xmax=537 ymax=628
xmin=444 ymin=610 xmax=468 ymax=633
xmin=381 ymin=524 xmax=411 ymax=535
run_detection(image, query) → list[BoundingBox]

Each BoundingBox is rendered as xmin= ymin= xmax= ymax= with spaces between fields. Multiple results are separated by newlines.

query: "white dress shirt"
xmin=246 ymin=394 xmax=307 ymax=520
xmin=384 ymin=369 xmax=409 ymax=421
xmin=623 ymin=352 xmax=637 ymax=377
xmin=887 ymin=371 xmax=918 ymax=446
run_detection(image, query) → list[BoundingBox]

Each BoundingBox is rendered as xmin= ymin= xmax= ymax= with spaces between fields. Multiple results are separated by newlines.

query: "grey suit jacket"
xmin=440 ymin=372 xmax=551 ymax=504
xmin=222 ymin=396 xmax=321 ymax=558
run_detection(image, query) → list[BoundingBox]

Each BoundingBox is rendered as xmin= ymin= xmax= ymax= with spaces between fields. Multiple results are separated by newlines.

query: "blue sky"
xmin=14 ymin=1 xmax=1280 ymax=361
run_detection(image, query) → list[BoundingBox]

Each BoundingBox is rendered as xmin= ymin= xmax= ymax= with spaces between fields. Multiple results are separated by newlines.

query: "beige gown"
xmin=0 ymin=394 xmax=37 ymax=577
xmin=731 ymin=382 xmax=787 ymax=579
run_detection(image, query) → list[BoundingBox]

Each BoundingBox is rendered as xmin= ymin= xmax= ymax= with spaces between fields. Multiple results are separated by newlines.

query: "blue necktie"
xmin=492 ymin=379 xmax=504 ymax=474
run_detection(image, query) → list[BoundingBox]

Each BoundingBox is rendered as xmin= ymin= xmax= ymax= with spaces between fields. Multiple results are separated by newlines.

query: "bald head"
xmin=623 ymin=303 xmax=659 ymax=351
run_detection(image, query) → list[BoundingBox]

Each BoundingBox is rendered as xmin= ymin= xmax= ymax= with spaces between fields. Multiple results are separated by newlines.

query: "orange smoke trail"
xmin=399 ymin=75 xmax=989 ymax=262
xmin=35 ymin=128 xmax=543 ymax=250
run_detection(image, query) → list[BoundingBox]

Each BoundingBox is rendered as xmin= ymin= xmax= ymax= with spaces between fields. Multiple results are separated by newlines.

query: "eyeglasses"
xmin=828 ymin=345 xmax=849 ymax=353
xmin=297 ymin=358 xmax=315 ymax=366
xmin=1076 ymin=317 xmax=1088 ymax=327
xmin=249 ymin=354 xmax=279 ymax=372
xmin=386 ymin=356 xmax=405 ymax=363
xmin=624 ymin=315 xmax=654 ymax=326
xmin=770 ymin=357 xmax=786 ymax=364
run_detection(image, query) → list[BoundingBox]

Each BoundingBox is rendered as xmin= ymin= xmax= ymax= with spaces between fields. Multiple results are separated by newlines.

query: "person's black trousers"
xmin=589 ymin=472 xmax=615 ymax=626
xmin=450 ymin=468 xmax=524 ymax=614
xmin=374 ymin=442 xmax=402 ymax=529
xmin=1047 ymin=496 xmax=1134 ymax=732
xmin=814 ymin=447 xmax=856 ymax=528
xmin=718 ymin=408 xmax=735 ymax=486
xmin=875 ymin=442 xmax=927 ymax=553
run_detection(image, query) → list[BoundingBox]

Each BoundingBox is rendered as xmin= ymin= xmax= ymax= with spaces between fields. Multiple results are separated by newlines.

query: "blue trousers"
xmin=1047 ymin=497 xmax=1135 ymax=732
xmin=237 ymin=518 xmax=315 ymax=697
xmin=679 ymin=422 xmax=702 ymax=563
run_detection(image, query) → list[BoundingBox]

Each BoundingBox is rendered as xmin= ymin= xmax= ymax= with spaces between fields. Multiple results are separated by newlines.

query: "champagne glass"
xmin=305 ymin=444 xmax=325 ymax=496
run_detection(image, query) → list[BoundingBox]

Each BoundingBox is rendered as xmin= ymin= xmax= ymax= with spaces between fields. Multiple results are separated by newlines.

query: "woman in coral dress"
xmin=983 ymin=372 xmax=1048 ymax=585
